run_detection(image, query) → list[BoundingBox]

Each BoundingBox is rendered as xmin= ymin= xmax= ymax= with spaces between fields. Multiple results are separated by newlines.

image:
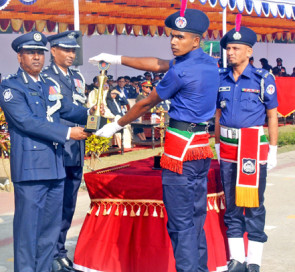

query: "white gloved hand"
xmin=95 ymin=121 xmax=123 ymax=138
xmin=89 ymin=53 xmax=122 ymax=65
xmin=267 ymin=145 xmax=277 ymax=170
xmin=215 ymin=143 xmax=220 ymax=164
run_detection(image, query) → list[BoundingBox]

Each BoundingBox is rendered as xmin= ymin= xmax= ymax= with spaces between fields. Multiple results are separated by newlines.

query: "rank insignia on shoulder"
xmin=49 ymin=86 xmax=63 ymax=101
xmin=266 ymin=84 xmax=275 ymax=95
xmin=3 ymin=89 xmax=13 ymax=102
xmin=219 ymin=86 xmax=230 ymax=92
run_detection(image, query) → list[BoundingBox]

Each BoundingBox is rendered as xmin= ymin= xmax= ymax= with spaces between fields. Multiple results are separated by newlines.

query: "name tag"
xmin=242 ymin=88 xmax=260 ymax=93
xmin=29 ymin=92 xmax=39 ymax=96
xmin=219 ymin=86 xmax=230 ymax=92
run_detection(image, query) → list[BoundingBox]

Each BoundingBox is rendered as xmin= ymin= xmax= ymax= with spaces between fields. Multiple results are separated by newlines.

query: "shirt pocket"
xmin=23 ymin=138 xmax=50 ymax=170
xmin=240 ymin=92 xmax=259 ymax=111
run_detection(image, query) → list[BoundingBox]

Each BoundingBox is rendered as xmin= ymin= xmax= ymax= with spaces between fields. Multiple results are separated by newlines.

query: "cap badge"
xmin=233 ymin=32 xmax=242 ymax=40
xmin=68 ymin=32 xmax=76 ymax=39
xmin=175 ymin=16 xmax=187 ymax=29
xmin=33 ymin=33 xmax=42 ymax=42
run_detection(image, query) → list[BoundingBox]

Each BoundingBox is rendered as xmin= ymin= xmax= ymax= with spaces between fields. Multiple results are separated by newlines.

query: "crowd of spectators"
xmin=85 ymin=71 xmax=169 ymax=147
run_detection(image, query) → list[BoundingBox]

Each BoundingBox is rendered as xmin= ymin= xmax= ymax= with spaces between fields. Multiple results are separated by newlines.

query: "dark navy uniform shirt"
xmin=217 ymin=64 xmax=278 ymax=128
xmin=156 ymin=48 xmax=219 ymax=124
xmin=0 ymin=69 xmax=88 ymax=182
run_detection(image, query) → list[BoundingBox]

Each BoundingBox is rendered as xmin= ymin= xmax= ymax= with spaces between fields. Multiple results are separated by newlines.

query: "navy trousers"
xmin=220 ymin=161 xmax=268 ymax=242
xmin=13 ymin=179 xmax=64 ymax=272
xmin=162 ymin=158 xmax=211 ymax=272
xmin=55 ymin=166 xmax=83 ymax=258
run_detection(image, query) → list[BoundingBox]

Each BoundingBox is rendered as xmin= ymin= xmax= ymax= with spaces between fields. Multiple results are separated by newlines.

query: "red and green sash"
xmin=220 ymin=127 xmax=269 ymax=208
xmin=160 ymin=127 xmax=213 ymax=174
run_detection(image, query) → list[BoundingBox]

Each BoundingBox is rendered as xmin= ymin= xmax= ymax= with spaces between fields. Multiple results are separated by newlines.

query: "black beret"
xmin=12 ymin=31 xmax=48 ymax=53
xmin=165 ymin=9 xmax=209 ymax=35
xmin=276 ymin=58 xmax=282 ymax=62
xmin=47 ymin=31 xmax=80 ymax=48
xmin=144 ymin=71 xmax=152 ymax=76
xmin=220 ymin=26 xmax=257 ymax=49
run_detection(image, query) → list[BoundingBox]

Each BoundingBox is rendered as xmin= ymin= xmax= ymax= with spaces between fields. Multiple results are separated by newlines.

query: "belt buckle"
xmin=187 ymin=123 xmax=196 ymax=133
xmin=229 ymin=128 xmax=237 ymax=139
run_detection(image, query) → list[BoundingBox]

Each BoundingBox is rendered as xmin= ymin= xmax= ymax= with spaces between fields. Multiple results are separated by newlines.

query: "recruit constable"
xmin=89 ymin=9 xmax=219 ymax=272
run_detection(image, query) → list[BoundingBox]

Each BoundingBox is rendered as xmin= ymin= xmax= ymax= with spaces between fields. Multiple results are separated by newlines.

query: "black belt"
xmin=169 ymin=118 xmax=208 ymax=133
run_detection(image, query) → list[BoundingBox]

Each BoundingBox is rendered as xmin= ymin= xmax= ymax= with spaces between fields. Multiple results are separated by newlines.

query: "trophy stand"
xmin=84 ymin=61 xmax=110 ymax=132
xmin=153 ymin=106 xmax=166 ymax=170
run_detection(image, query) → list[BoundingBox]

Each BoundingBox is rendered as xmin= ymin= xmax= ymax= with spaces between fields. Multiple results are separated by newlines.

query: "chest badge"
xmin=49 ymin=86 xmax=63 ymax=101
xmin=219 ymin=86 xmax=231 ymax=92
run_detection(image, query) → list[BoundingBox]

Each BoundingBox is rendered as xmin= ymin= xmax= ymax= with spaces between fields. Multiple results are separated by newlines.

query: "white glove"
xmin=89 ymin=53 xmax=122 ymax=65
xmin=95 ymin=121 xmax=123 ymax=138
xmin=215 ymin=143 xmax=220 ymax=164
xmin=267 ymin=145 xmax=277 ymax=170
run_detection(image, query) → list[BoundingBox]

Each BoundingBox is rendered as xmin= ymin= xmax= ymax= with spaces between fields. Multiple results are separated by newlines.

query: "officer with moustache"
xmin=215 ymin=26 xmax=278 ymax=272
xmin=89 ymin=9 xmax=219 ymax=272
xmin=44 ymin=31 xmax=87 ymax=272
xmin=0 ymin=32 xmax=92 ymax=272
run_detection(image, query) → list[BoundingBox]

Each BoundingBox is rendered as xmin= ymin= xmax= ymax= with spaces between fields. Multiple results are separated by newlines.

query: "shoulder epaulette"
xmin=254 ymin=68 xmax=269 ymax=78
xmin=4 ymin=73 xmax=17 ymax=80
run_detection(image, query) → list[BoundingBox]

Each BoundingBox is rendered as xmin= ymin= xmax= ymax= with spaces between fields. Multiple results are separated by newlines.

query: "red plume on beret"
xmin=180 ymin=0 xmax=188 ymax=17
xmin=235 ymin=13 xmax=242 ymax=32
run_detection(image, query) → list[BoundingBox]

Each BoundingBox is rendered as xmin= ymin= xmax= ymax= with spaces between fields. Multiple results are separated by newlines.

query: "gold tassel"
xmin=130 ymin=206 xmax=136 ymax=217
xmin=208 ymin=199 xmax=213 ymax=210
xmin=136 ymin=206 xmax=141 ymax=216
xmin=87 ymin=205 xmax=94 ymax=215
xmin=123 ymin=206 xmax=128 ymax=216
xmin=152 ymin=206 xmax=158 ymax=217
xmin=160 ymin=207 xmax=164 ymax=218
xmin=95 ymin=205 xmax=100 ymax=216
xmin=236 ymin=186 xmax=259 ymax=208
xmin=103 ymin=204 xmax=107 ymax=216
xmin=144 ymin=206 xmax=149 ymax=216
xmin=106 ymin=206 xmax=112 ymax=215
xmin=220 ymin=198 xmax=225 ymax=210
xmin=115 ymin=205 xmax=119 ymax=216
xmin=214 ymin=198 xmax=220 ymax=213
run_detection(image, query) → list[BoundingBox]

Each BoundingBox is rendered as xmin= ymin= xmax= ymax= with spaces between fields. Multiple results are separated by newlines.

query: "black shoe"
xmin=52 ymin=258 xmax=72 ymax=272
xmin=247 ymin=264 xmax=260 ymax=272
xmin=228 ymin=259 xmax=247 ymax=272
xmin=52 ymin=257 xmax=82 ymax=272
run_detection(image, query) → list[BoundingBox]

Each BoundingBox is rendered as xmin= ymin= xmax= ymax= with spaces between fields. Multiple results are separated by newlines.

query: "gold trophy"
xmin=84 ymin=61 xmax=109 ymax=132
xmin=153 ymin=106 xmax=165 ymax=169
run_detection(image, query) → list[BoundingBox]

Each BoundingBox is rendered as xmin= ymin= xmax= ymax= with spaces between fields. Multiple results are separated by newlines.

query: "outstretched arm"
xmin=89 ymin=53 xmax=170 ymax=73
xmin=121 ymin=56 xmax=170 ymax=73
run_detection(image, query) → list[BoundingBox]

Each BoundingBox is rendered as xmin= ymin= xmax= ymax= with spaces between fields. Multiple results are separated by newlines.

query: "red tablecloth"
xmin=276 ymin=77 xmax=295 ymax=117
xmin=74 ymin=158 xmax=228 ymax=272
